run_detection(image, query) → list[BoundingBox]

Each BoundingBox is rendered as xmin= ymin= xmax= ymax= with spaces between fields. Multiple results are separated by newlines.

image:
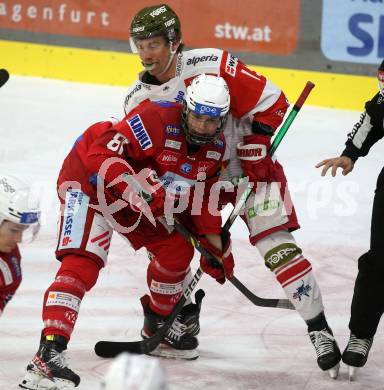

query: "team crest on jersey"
xmin=180 ymin=163 xmax=193 ymax=174
xmin=225 ymin=54 xmax=238 ymax=77
xmin=206 ymin=150 xmax=221 ymax=160
xmin=165 ymin=139 xmax=182 ymax=150
xmin=214 ymin=138 xmax=225 ymax=148
xmin=127 ymin=114 xmax=153 ymax=150
xmin=166 ymin=125 xmax=181 ymax=135
xmin=156 ymin=150 xmax=180 ymax=165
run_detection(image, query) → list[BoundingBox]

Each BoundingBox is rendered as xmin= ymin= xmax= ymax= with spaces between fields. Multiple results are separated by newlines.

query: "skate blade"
xmin=53 ymin=378 xmax=77 ymax=390
xmin=327 ymin=363 xmax=340 ymax=379
xmin=19 ymin=371 xmax=76 ymax=390
xmin=148 ymin=343 xmax=199 ymax=360
xmin=348 ymin=366 xmax=358 ymax=381
xmin=19 ymin=371 xmax=56 ymax=390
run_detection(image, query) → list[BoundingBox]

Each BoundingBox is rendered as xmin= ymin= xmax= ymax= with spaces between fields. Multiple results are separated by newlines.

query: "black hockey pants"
xmin=349 ymin=167 xmax=384 ymax=338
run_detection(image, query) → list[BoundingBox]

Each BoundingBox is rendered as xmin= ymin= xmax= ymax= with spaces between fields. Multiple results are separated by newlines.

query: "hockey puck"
xmin=0 ymin=69 xmax=10 ymax=88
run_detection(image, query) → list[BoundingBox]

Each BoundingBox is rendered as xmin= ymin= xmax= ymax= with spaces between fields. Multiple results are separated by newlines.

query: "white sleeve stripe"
xmin=351 ymin=113 xmax=373 ymax=149
xmin=0 ymin=258 xmax=13 ymax=286
xmin=247 ymin=79 xmax=282 ymax=118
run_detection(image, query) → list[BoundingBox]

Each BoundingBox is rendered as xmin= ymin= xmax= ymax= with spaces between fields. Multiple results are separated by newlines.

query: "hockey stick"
xmin=223 ymin=81 xmax=315 ymax=231
xmin=95 ymin=267 xmax=205 ymax=357
xmin=94 ymin=82 xmax=314 ymax=357
xmin=171 ymin=219 xmax=294 ymax=309
xmin=0 ymin=69 xmax=10 ymax=88
xmin=95 ymin=220 xmax=293 ymax=358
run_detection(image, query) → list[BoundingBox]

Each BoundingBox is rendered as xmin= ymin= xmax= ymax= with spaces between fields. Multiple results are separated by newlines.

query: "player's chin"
xmin=0 ymin=244 xmax=15 ymax=253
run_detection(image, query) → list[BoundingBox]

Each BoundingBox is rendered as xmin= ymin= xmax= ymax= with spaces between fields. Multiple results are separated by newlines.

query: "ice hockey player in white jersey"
xmin=124 ymin=3 xmax=341 ymax=378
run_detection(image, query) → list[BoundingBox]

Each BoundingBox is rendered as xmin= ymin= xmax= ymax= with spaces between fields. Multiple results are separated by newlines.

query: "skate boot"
xmin=342 ymin=333 xmax=373 ymax=381
xmin=180 ymin=289 xmax=205 ymax=336
xmin=140 ymin=295 xmax=199 ymax=360
xmin=307 ymin=312 xmax=341 ymax=379
xmin=19 ymin=334 xmax=80 ymax=390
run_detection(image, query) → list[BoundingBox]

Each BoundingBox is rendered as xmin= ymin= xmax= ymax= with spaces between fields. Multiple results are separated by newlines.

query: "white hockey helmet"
xmin=0 ymin=174 xmax=41 ymax=241
xmin=378 ymin=59 xmax=384 ymax=96
xmin=183 ymin=73 xmax=230 ymax=145
xmin=100 ymin=353 xmax=168 ymax=390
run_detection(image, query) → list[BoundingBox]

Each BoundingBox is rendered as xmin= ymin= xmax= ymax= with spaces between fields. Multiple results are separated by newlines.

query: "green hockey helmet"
xmin=130 ymin=4 xmax=181 ymax=46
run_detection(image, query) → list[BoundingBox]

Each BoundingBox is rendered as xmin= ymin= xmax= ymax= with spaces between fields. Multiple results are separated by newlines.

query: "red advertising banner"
xmin=0 ymin=0 xmax=300 ymax=54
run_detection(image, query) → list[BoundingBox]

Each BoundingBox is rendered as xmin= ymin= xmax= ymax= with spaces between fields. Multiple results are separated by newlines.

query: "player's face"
xmin=0 ymin=221 xmax=27 ymax=253
xmin=135 ymin=36 xmax=172 ymax=77
xmin=187 ymin=112 xmax=220 ymax=136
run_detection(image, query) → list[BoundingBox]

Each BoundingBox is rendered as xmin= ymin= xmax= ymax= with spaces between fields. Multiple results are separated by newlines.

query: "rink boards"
xmin=0 ymin=39 xmax=378 ymax=111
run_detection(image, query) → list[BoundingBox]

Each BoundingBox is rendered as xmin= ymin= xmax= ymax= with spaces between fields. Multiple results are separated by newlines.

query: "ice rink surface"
xmin=1 ymin=76 xmax=383 ymax=389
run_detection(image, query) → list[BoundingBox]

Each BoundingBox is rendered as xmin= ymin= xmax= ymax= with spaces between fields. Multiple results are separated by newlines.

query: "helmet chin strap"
xmin=158 ymin=42 xmax=179 ymax=77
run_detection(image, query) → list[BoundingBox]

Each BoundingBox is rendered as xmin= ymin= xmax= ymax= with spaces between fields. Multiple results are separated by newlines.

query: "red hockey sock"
xmin=42 ymin=254 xmax=100 ymax=340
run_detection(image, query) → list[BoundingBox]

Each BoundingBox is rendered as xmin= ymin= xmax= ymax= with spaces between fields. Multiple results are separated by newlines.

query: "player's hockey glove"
xmin=237 ymin=134 xmax=276 ymax=188
xmin=199 ymin=230 xmax=234 ymax=284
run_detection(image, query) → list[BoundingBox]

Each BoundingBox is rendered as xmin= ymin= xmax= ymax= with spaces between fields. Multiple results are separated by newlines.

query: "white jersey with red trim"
xmin=123 ymin=48 xmax=288 ymax=180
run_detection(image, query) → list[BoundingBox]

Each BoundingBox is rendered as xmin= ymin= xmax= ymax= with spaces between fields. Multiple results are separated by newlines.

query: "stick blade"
xmin=95 ymin=340 xmax=143 ymax=358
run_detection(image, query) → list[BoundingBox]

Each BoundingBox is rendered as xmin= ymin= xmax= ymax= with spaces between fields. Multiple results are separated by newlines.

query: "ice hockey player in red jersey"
xmin=19 ymin=74 xmax=235 ymax=389
xmin=0 ymin=174 xmax=40 ymax=317
xmin=121 ymin=3 xmax=342 ymax=379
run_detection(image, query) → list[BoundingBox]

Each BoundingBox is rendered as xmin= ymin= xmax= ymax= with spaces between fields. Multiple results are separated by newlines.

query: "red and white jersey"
xmin=123 ymin=48 xmax=288 ymax=180
xmin=124 ymin=48 xmax=287 ymax=129
xmin=0 ymin=246 xmax=22 ymax=315
xmin=58 ymin=100 xmax=228 ymax=233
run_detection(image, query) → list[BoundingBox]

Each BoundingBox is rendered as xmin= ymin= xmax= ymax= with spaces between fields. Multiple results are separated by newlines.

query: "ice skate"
xmin=308 ymin=327 xmax=341 ymax=379
xmin=307 ymin=313 xmax=341 ymax=379
xmin=140 ymin=295 xmax=199 ymax=360
xmin=19 ymin=335 xmax=80 ymax=390
xmin=342 ymin=333 xmax=373 ymax=381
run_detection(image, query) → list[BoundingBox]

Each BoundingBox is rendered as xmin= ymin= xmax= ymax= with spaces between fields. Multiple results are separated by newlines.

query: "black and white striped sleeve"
xmin=341 ymin=93 xmax=384 ymax=162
